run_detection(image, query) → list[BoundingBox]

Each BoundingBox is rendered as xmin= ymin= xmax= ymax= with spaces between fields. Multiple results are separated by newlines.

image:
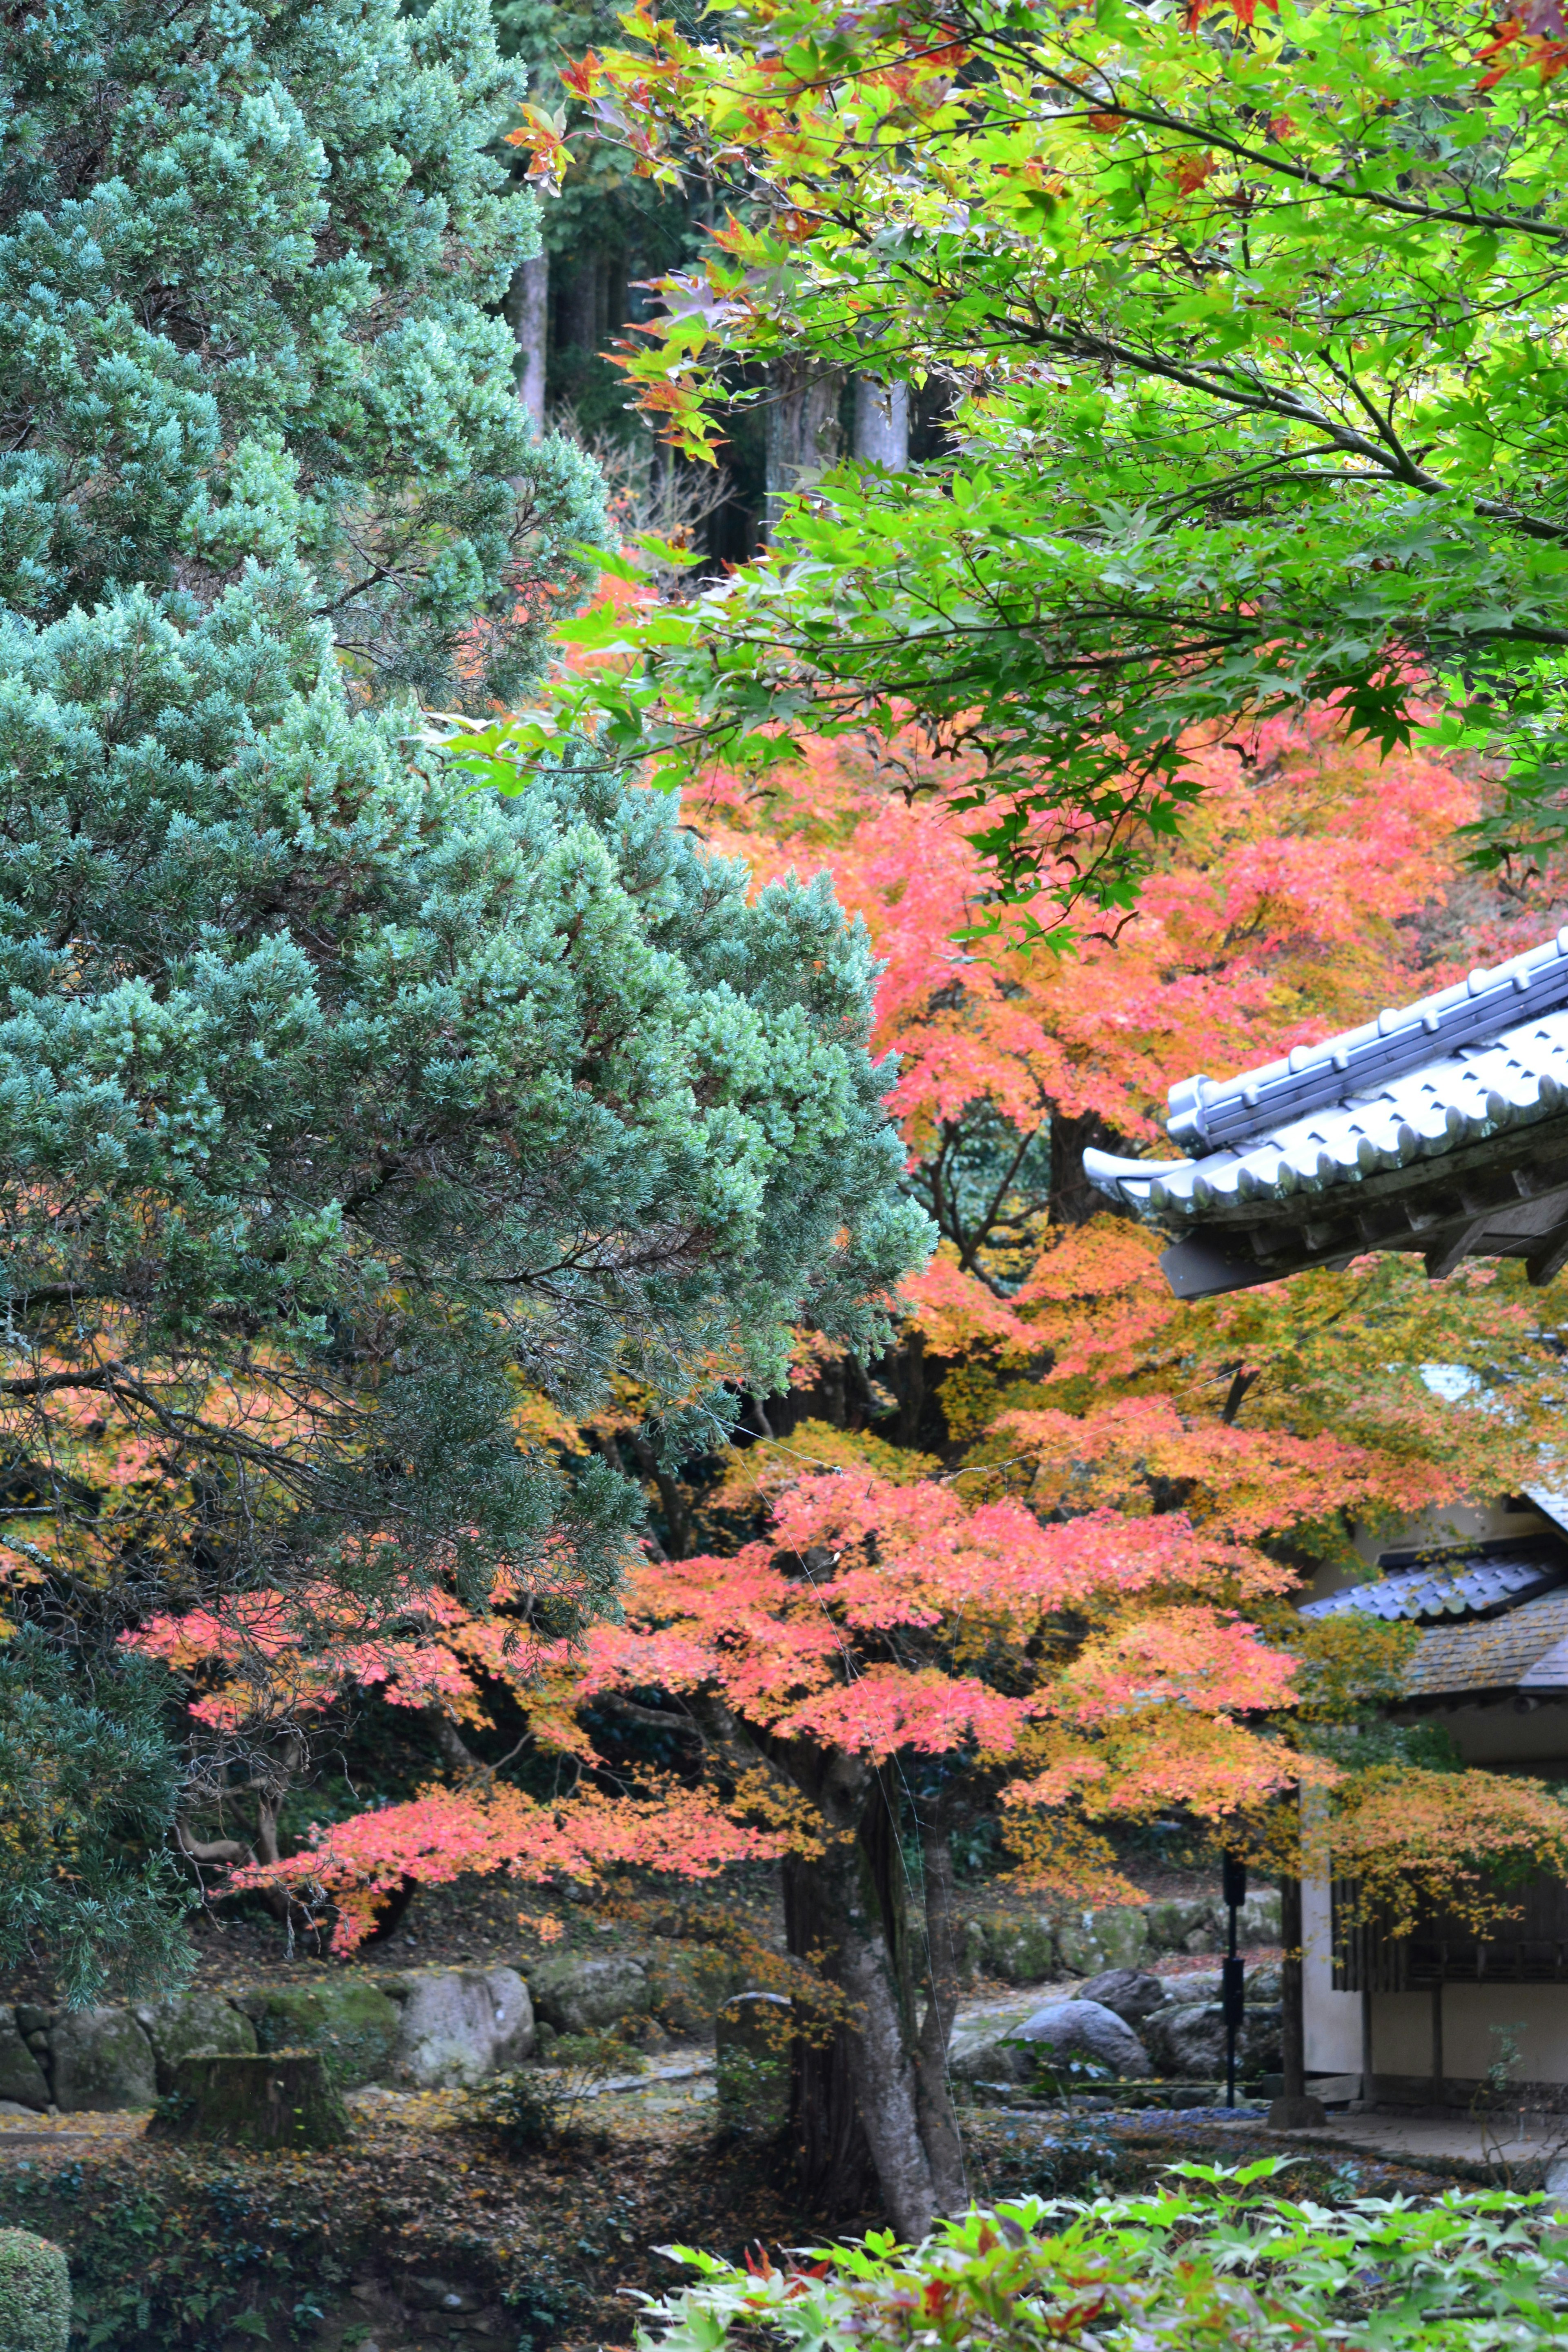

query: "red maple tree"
xmin=120 ymin=710 xmax=1568 ymax=2232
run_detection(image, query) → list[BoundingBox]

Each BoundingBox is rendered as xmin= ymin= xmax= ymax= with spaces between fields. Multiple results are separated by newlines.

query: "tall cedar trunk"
xmin=765 ymin=361 xmax=845 ymax=536
xmin=505 ymin=254 xmax=548 ymax=428
xmin=852 ymin=376 xmax=909 ymax=468
xmin=779 ymin=1748 xmax=941 ymax=2239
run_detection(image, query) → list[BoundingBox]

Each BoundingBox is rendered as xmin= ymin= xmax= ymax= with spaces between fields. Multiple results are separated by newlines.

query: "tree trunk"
xmin=778 ymin=1748 xmax=944 ymax=2240
xmin=852 ymin=377 xmax=909 ymax=469
xmin=1048 ymin=1108 xmax=1123 ymax=1226
xmin=765 ymin=361 xmax=845 ymax=536
xmin=505 ymin=254 xmax=549 ymax=428
xmin=910 ymin=1809 xmax=968 ymax=2215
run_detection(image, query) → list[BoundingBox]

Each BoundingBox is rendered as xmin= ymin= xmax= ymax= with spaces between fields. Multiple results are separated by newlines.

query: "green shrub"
xmin=634 ymin=2160 xmax=1568 ymax=2350
xmin=468 ymin=2031 xmax=640 ymax=2151
xmin=466 ymin=2067 xmax=563 ymax=2154
xmin=0 ymin=2229 xmax=70 ymax=2352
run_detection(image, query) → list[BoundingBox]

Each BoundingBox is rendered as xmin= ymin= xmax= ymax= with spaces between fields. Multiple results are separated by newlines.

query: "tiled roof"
xmin=1403 ymin=1587 xmax=1568 ymax=1699
xmin=1301 ymin=1552 xmax=1568 ymax=1626
xmin=1083 ymin=931 xmax=1568 ymax=1297
xmin=1167 ymin=926 xmax=1568 ymax=1154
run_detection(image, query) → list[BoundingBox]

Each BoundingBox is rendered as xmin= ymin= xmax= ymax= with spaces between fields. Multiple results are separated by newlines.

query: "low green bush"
xmin=0 ymin=2228 xmax=70 ymax=2352
xmin=634 ymin=2159 xmax=1568 ymax=2350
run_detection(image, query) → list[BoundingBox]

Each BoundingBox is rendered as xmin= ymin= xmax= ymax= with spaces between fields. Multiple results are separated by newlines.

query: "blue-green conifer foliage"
xmin=0 ymin=0 xmax=603 ymax=700
xmin=0 ymin=0 xmax=931 ymax=1993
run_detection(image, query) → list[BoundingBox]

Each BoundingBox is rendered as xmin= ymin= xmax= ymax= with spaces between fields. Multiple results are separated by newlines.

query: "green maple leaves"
xmin=510 ymin=0 xmax=1568 ymax=931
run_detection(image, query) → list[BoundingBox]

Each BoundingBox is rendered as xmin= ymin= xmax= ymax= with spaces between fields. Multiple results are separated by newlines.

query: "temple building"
xmin=1298 ymin=1506 xmax=1568 ymax=2111
xmin=1085 ymin=935 xmax=1568 ymax=2117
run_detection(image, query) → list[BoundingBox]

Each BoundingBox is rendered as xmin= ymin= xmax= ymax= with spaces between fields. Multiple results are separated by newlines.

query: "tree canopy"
xmin=1 ymin=0 xmax=603 ymax=704
xmin=158 ymin=712 xmax=1568 ymax=2232
xmin=510 ymin=0 xmax=1568 ymax=933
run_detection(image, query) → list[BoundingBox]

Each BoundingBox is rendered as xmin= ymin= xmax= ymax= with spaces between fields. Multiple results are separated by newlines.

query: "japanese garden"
xmin=10 ymin=0 xmax=1568 ymax=2345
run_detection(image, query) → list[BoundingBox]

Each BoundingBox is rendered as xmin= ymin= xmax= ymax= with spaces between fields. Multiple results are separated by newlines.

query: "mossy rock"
xmin=238 ymin=1980 xmax=400 ymax=2088
xmin=978 ymin=1913 xmax=1058 ymax=1985
xmin=146 ymin=2051 xmax=351 ymax=2149
xmin=133 ymin=1989 xmax=256 ymax=2093
xmin=0 ymin=2227 xmax=70 ymax=2352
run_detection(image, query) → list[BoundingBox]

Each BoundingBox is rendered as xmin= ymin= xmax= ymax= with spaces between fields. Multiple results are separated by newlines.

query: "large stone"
xmin=0 ymin=2008 xmax=49 ymax=2110
xmin=1054 ymin=1906 xmax=1149 ymax=1977
xmin=715 ymin=1992 xmax=791 ymax=2130
xmin=1145 ymin=1996 xmax=1281 ymax=2080
xmin=1074 ymin=1970 xmax=1167 ymax=2029
xmin=1146 ymin=2000 xmax=1226 ymax=2078
xmin=147 ymin=2052 xmax=350 ymax=2149
xmin=132 ymin=1990 xmax=256 ymax=2093
xmin=393 ymin=1969 xmax=534 ymax=2089
xmin=1011 ymin=1998 xmax=1148 ymax=2085
xmin=1236 ymin=1889 xmax=1284 ymax=1945
xmin=979 ymin=1913 xmax=1058 ymax=1986
xmin=1089 ymin=1907 xmax=1150 ymax=1972
xmin=526 ymin=1950 xmax=651 ymax=2036
xmin=0 ymin=2226 xmax=71 ymax=2352
xmin=1143 ymin=1899 xmax=1222 ymax=1957
xmin=240 ymin=1980 xmax=401 ymax=2090
xmin=1165 ymin=1967 xmax=1222 ymax=2007
xmin=947 ymin=1999 xmax=1042 ymax=2085
xmin=49 ymin=2008 xmax=156 ymax=2112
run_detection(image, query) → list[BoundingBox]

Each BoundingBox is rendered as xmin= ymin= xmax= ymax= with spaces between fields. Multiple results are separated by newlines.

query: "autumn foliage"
xmin=120 ymin=708 xmax=1568 ymax=1966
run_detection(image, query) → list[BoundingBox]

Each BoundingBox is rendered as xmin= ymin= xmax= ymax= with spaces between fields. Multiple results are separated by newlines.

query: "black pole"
xmin=1222 ymin=1852 xmax=1247 ymax=2109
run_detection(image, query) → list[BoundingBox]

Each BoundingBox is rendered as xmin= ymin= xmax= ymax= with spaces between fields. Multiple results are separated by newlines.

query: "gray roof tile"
xmin=1301 ymin=1555 xmax=1566 ymax=1626
xmin=1403 ymin=1587 xmax=1568 ymax=1698
xmin=1082 ymin=931 xmax=1568 ymax=1293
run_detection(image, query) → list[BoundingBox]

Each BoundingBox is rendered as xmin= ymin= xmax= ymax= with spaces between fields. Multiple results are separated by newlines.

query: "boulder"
xmin=1074 ymin=1970 xmax=1167 ymax=2030
xmin=49 ymin=2008 xmax=156 ymax=2112
xmin=1054 ymin=1906 xmax=1149 ymax=1976
xmin=947 ymin=2000 xmax=1041 ymax=2085
xmin=0 ymin=2226 xmax=71 ymax=2352
xmin=1236 ymin=1889 xmax=1283 ymax=1945
xmin=240 ymin=1980 xmax=401 ymax=2090
xmin=1145 ymin=2000 xmax=1226 ymax=2078
xmin=978 ymin=1913 xmax=1058 ymax=1986
xmin=1164 ymin=1968 xmax=1222 ymax=2007
xmin=1242 ymin=2003 xmax=1283 ymax=2075
xmin=133 ymin=1990 xmax=256 ymax=2093
xmin=1012 ymin=1999 xmax=1148 ymax=2084
xmin=1145 ymin=1996 xmax=1282 ymax=2080
xmin=1143 ymin=1899 xmax=1222 ymax=1957
xmin=715 ymin=1992 xmax=791 ymax=2130
xmin=0 ymin=2008 xmax=49 ymax=2110
xmin=147 ymin=2051 xmax=350 ymax=2149
xmin=393 ymin=1969 xmax=534 ymax=2090
xmin=526 ymin=1950 xmax=651 ymax=2036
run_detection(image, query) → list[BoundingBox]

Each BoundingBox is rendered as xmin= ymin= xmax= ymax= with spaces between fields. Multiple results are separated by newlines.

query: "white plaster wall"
xmin=1339 ymin=1498 xmax=1554 ymax=1577
xmin=1302 ymin=1869 xmax=1362 ymax=2073
xmin=1368 ymin=1991 xmax=1433 ymax=2076
xmin=1439 ymin=1984 xmax=1568 ymax=2082
xmin=1351 ymin=1985 xmax=1568 ymax=2082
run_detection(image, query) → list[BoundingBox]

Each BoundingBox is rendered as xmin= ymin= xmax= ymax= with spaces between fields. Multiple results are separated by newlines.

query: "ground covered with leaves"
xmin=0 ymin=2083 xmax=1496 ymax=2352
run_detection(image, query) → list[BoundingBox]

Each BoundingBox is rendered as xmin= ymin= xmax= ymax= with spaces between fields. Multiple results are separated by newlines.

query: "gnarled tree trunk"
xmin=775 ymin=1744 xmax=965 ymax=2239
